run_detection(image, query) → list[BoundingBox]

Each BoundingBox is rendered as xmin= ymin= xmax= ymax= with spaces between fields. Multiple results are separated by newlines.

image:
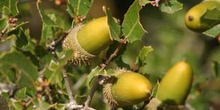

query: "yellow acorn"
xmin=184 ymin=1 xmax=220 ymax=32
xmin=157 ymin=61 xmax=193 ymax=105
xmin=103 ymin=69 xmax=152 ymax=107
xmin=62 ymin=17 xmax=115 ymax=65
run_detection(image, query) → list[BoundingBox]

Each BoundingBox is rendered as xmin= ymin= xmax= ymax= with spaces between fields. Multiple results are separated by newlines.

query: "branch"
xmin=84 ymin=76 xmax=105 ymax=110
xmin=101 ymin=39 xmax=127 ymax=69
xmin=62 ymin=69 xmax=77 ymax=105
xmin=0 ymin=17 xmax=18 ymax=41
xmin=46 ymin=32 xmax=68 ymax=51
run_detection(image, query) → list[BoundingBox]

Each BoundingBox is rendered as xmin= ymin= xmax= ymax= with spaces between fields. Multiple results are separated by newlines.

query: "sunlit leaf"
xmin=203 ymin=24 xmax=220 ymax=37
xmin=122 ymin=0 xmax=147 ymax=43
xmin=160 ymin=0 xmax=182 ymax=14
xmin=104 ymin=7 xmax=121 ymax=41
xmin=45 ymin=50 xmax=73 ymax=85
xmin=67 ymin=0 xmax=94 ymax=17
xmin=201 ymin=7 xmax=220 ymax=37
xmin=15 ymin=87 xmax=27 ymax=99
xmin=136 ymin=46 xmax=153 ymax=67
xmin=203 ymin=7 xmax=220 ymax=21
xmin=32 ymin=98 xmax=51 ymax=110
xmin=86 ymin=66 xmax=103 ymax=88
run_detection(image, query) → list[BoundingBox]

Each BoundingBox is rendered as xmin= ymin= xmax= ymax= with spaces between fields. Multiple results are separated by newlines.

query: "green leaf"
xmin=15 ymin=87 xmax=27 ymax=99
xmin=122 ymin=0 xmax=147 ymax=43
xmin=159 ymin=0 xmax=182 ymax=14
xmin=86 ymin=66 xmax=104 ymax=88
xmin=44 ymin=50 xmax=73 ymax=85
xmin=0 ymin=0 xmax=19 ymax=16
xmin=67 ymin=0 xmax=94 ymax=17
xmin=37 ymin=2 xmax=56 ymax=26
xmin=12 ymin=28 xmax=28 ymax=49
xmin=0 ymin=51 xmax=38 ymax=88
xmin=32 ymin=98 xmax=51 ymax=110
xmin=0 ymin=18 xmax=7 ymax=31
xmin=203 ymin=24 xmax=220 ymax=37
xmin=139 ymin=0 xmax=151 ymax=6
xmin=152 ymin=81 xmax=159 ymax=98
xmin=37 ymin=2 xmax=68 ymax=45
xmin=104 ymin=7 xmax=121 ymax=41
xmin=136 ymin=46 xmax=153 ymax=67
xmin=203 ymin=7 xmax=220 ymax=21
xmin=201 ymin=7 xmax=220 ymax=37
xmin=213 ymin=61 xmax=220 ymax=79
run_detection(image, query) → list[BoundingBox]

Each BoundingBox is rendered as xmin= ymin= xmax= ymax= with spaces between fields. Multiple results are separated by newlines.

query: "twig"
xmin=45 ymin=86 xmax=53 ymax=104
xmin=0 ymin=25 xmax=9 ymax=39
xmin=102 ymin=39 xmax=127 ymax=68
xmin=84 ymin=76 xmax=105 ymax=110
xmin=46 ymin=32 xmax=68 ymax=51
xmin=62 ymin=68 xmax=85 ymax=110
xmin=62 ymin=68 xmax=76 ymax=105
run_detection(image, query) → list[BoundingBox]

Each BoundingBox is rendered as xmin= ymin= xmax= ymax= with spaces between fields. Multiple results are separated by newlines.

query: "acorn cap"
xmin=62 ymin=25 xmax=96 ymax=66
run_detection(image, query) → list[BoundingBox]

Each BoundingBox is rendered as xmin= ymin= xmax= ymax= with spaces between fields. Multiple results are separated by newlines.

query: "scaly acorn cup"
xmin=62 ymin=17 xmax=115 ymax=65
xmin=184 ymin=1 xmax=220 ymax=32
xmin=102 ymin=69 xmax=152 ymax=107
xmin=156 ymin=61 xmax=193 ymax=105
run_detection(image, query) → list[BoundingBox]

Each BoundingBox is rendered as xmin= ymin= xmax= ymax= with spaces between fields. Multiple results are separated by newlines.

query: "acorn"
xmin=184 ymin=1 xmax=220 ymax=32
xmin=156 ymin=61 xmax=193 ymax=105
xmin=102 ymin=69 xmax=152 ymax=107
xmin=62 ymin=17 xmax=115 ymax=65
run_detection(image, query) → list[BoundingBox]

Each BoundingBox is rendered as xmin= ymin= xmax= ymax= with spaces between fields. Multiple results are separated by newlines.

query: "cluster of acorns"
xmin=62 ymin=16 xmax=193 ymax=108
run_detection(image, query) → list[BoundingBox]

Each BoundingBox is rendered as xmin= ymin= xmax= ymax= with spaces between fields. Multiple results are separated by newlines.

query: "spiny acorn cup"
xmin=62 ymin=17 xmax=115 ymax=65
xmin=156 ymin=61 xmax=193 ymax=105
xmin=102 ymin=69 xmax=152 ymax=107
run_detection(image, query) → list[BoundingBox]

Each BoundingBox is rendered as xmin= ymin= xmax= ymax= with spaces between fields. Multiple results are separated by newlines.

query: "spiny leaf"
xmin=103 ymin=7 xmax=121 ymax=41
xmin=203 ymin=7 xmax=220 ymax=21
xmin=136 ymin=46 xmax=153 ymax=67
xmin=159 ymin=0 xmax=182 ymax=14
xmin=0 ymin=0 xmax=19 ymax=16
xmin=122 ymin=0 xmax=147 ymax=43
xmin=201 ymin=7 xmax=220 ymax=37
xmin=86 ymin=66 xmax=104 ymax=88
xmin=37 ymin=1 xmax=68 ymax=45
xmin=203 ymin=24 xmax=220 ymax=37
xmin=67 ymin=0 xmax=94 ymax=17
xmin=44 ymin=50 xmax=73 ymax=85
xmin=37 ymin=2 xmax=56 ymax=26
xmin=0 ymin=50 xmax=38 ymax=88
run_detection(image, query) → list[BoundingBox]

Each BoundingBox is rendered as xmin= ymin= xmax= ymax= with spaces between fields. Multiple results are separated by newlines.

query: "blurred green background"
xmin=2 ymin=0 xmax=220 ymax=109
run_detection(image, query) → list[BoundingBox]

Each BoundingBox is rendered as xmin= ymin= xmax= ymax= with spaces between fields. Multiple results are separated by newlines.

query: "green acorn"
xmin=157 ymin=61 xmax=193 ymax=105
xmin=62 ymin=17 xmax=115 ymax=65
xmin=102 ymin=69 xmax=152 ymax=107
xmin=184 ymin=1 xmax=220 ymax=32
